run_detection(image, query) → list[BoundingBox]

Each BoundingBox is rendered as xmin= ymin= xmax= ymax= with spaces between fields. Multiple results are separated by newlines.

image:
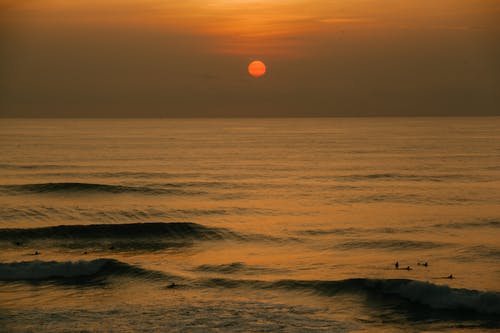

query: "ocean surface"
xmin=0 ymin=118 xmax=499 ymax=332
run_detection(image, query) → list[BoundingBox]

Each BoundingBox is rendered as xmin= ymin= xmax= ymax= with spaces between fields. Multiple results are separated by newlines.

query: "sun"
xmin=248 ymin=60 xmax=266 ymax=78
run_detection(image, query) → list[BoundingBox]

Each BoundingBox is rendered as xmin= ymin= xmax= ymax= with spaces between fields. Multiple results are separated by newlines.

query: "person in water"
xmin=405 ymin=266 xmax=412 ymax=271
xmin=447 ymin=274 xmax=454 ymax=279
xmin=395 ymin=261 xmax=399 ymax=269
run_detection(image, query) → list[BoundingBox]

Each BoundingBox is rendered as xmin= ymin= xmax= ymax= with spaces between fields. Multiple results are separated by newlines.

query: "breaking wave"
xmin=281 ymin=278 xmax=500 ymax=315
xmin=204 ymin=277 xmax=500 ymax=315
xmin=0 ymin=259 xmax=168 ymax=282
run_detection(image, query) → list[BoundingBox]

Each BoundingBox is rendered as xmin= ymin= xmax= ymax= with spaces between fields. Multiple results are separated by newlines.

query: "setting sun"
xmin=248 ymin=60 xmax=266 ymax=78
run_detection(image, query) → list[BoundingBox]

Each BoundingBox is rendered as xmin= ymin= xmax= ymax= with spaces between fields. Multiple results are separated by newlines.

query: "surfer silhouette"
xmin=395 ymin=261 xmax=399 ymax=269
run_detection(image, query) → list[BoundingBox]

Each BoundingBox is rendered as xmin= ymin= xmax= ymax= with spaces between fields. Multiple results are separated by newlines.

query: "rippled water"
xmin=1 ymin=118 xmax=499 ymax=332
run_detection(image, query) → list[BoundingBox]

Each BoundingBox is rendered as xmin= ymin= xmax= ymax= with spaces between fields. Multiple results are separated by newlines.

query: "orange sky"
xmin=1 ymin=0 xmax=499 ymax=116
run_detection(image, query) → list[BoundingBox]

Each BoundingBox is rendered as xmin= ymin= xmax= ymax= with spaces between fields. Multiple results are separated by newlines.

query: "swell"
xmin=0 ymin=164 xmax=78 ymax=170
xmin=0 ymin=259 xmax=170 ymax=282
xmin=0 ymin=182 xmax=203 ymax=195
xmin=340 ymin=193 xmax=477 ymax=205
xmin=453 ymin=245 xmax=500 ymax=261
xmin=299 ymin=219 xmax=500 ymax=237
xmin=0 ymin=222 xmax=235 ymax=242
xmin=0 ymin=206 xmax=275 ymax=223
xmin=432 ymin=219 xmax=500 ymax=230
xmin=333 ymin=173 xmax=489 ymax=183
xmin=334 ymin=239 xmax=447 ymax=251
xmin=194 ymin=262 xmax=285 ymax=275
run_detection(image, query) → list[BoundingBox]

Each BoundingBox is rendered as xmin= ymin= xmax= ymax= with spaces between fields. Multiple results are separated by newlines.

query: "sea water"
xmin=0 ymin=118 xmax=499 ymax=332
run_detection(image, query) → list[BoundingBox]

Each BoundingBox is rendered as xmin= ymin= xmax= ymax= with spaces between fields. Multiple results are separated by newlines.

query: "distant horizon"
xmin=2 ymin=114 xmax=500 ymax=119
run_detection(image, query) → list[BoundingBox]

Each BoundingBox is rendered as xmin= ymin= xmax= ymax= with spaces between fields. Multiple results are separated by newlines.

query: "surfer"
xmin=447 ymin=274 xmax=453 ymax=279
xmin=395 ymin=261 xmax=399 ymax=269
xmin=405 ymin=266 xmax=412 ymax=271
xmin=167 ymin=282 xmax=177 ymax=289
xmin=33 ymin=251 xmax=40 ymax=255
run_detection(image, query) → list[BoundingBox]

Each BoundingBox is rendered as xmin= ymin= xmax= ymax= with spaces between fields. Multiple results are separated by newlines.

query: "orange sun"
xmin=248 ymin=60 xmax=266 ymax=78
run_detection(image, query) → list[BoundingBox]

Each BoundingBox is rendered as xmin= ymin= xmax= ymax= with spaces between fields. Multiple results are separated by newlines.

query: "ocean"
xmin=0 ymin=117 xmax=499 ymax=332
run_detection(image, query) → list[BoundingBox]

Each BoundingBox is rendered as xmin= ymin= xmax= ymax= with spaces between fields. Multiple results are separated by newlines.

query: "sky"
xmin=1 ymin=0 xmax=499 ymax=117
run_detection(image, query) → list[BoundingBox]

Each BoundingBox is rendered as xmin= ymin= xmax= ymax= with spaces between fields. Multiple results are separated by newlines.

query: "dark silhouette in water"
xmin=109 ymin=246 xmax=115 ymax=250
xmin=417 ymin=262 xmax=428 ymax=267
xmin=405 ymin=266 xmax=412 ymax=271
xmin=15 ymin=241 xmax=22 ymax=246
xmin=166 ymin=282 xmax=177 ymax=289
xmin=32 ymin=251 xmax=40 ymax=255
xmin=448 ymin=274 xmax=454 ymax=279
xmin=395 ymin=261 xmax=399 ymax=269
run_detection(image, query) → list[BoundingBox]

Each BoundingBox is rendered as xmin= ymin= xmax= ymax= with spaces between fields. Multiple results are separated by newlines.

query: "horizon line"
xmin=1 ymin=115 xmax=500 ymax=120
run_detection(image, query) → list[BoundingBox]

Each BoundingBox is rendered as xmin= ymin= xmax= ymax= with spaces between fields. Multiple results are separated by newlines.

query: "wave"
xmin=0 ymin=259 xmax=168 ymax=282
xmin=194 ymin=262 xmax=284 ymax=275
xmin=0 ymin=206 xmax=206 ymax=223
xmin=299 ymin=226 xmax=417 ymax=236
xmin=333 ymin=173 xmax=488 ymax=183
xmin=0 ymin=206 xmax=275 ymax=223
xmin=195 ymin=262 xmax=247 ymax=274
xmin=453 ymin=245 xmax=500 ymax=261
xmin=0 ymin=164 xmax=77 ymax=170
xmin=203 ymin=277 xmax=500 ymax=315
xmin=282 ymin=278 xmax=500 ymax=315
xmin=433 ymin=219 xmax=500 ymax=230
xmin=301 ymin=220 xmax=500 ymax=238
xmin=335 ymin=239 xmax=446 ymax=251
xmin=341 ymin=193 xmax=475 ymax=205
xmin=0 ymin=182 xmax=204 ymax=195
xmin=2 ymin=258 xmax=498 ymax=316
xmin=0 ymin=222 xmax=235 ymax=242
